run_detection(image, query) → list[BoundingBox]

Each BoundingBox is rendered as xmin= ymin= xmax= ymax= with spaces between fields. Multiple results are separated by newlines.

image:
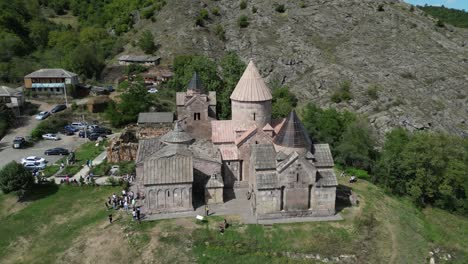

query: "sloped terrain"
xmin=121 ymin=0 xmax=468 ymax=137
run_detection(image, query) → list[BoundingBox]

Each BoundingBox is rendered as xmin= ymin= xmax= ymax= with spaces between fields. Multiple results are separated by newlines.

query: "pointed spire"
xmin=187 ymin=72 xmax=204 ymax=94
xmin=230 ymin=60 xmax=273 ymax=102
xmin=273 ymin=111 xmax=312 ymax=149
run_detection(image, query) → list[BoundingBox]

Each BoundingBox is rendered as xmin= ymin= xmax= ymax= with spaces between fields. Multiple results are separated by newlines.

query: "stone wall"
xmin=137 ymin=126 xmax=172 ymax=139
xmin=107 ymin=131 xmax=139 ymax=163
xmin=144 ymin=183 xmax=192 ymax=214
xmin=222 ymin=161 xmax=240 ymax=188
xmin=205 ymin=187 xmax=223 ymax=204
xmin=231 ymin=100 xmax=271 ymax=128
xmin=255 ymin=189 xmax=281 ymax=215
xmin=312 ymin=186 xmax=336 ymax=214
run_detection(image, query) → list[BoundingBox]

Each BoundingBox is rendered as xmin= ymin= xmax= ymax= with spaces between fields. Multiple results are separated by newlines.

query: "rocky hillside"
xmin=121 ymin=0 xmax=468 ymax=137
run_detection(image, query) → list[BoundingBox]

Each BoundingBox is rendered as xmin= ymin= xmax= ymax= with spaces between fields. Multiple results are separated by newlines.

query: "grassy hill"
xmin=0 ymin=179 xmax=466 ymax=263
xmin=418 ymin=5 xmax=468 ymax=28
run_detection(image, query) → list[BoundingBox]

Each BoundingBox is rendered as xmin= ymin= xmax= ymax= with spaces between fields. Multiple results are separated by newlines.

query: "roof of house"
xmin=230 ymin=60 xmax=273 ymax=102
xmin=160 ymin=122 xmax=193 ymax=144
xmin=211 ymin=120 xmax=236 ymax=143
xmin=187 ymin=72 xmax=204 ymax=94
xmin=143 ymin=145 xmax=193 ymax=185
xmin=273 ymin=111 xmax=312 ymax=149
xmin=316 ymin=169 xmax=338 ymax=187
xmin=235 ymin=126 xmax=257 ymax=146
xmin=218 ymin=145 xmax=239 ymax=160
xmin=137 ymin=112 xmax=174 ymax=124
xmin=136 ymin=138 xmax=165 ymax=164
xmin=313 ymin=144 xmax=335 ymax=167
xmin=25 ymin=69 xmax=77 ymax=78
xmin=0 ymin=86 xmax=22 ymax=96
xmin=141 ymin=66 xmax=173 ymax=78
xmin=256 ymin=171 xmax=278 ymax=189
xmin=276 ymin=151 xmax=299 ymax=173
xmin=252 ymin=144 xmax=277 ymax=170
xmin=118 ymin=55 xmax=160 ymax=62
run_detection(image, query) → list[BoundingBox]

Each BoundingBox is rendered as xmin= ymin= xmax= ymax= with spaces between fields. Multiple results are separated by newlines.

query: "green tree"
xmin=335 ymin=119 xmax=377 ymax=170
xmin=271 ymin=86 xmax=297 ymax=119
xmin=0 ymin=161 xmax=35 ymax=199
xmin=218 ymin=52 xmax=246 ymax=119
xmin=138 ymin=30 xmax=157 ymax=54
xmin=67 ymin=44 xmax=104 ymax=79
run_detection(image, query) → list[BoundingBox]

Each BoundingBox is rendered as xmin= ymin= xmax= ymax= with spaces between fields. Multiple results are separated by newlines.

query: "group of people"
xmin=59 ymin=176 xmax=78 ymax=185
xmin=106 ymin=189 xmax=142 ymax=223
xmin=121 ymin=174 xmax=135 ymax=183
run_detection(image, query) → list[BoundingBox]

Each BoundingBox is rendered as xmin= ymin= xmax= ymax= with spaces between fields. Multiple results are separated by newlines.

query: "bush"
xmin=211 ymin=7 xmax=220 ymax=16
xmin=141 ymin=7 xmax=155 ymax=19
xmin=31 ymin=112 xmax=71 ymax=141
xmin=200 ymin=9 xmax=209 ymax=20
xmin=275 ymin=4 xmax=286 ymax=13
xmin=90 ymin=161 xmax=111 ymax=176
xmin=299 ymin=1 xmax=306 ymax=8
xmin=238 ymin=15 xmax=249 ymax=28
xmin=0 ymin=161 xmax=35 ymax=199
xmin=252 ymin=6 xmax=258 ymax=13
xmin=240 ymin=0 xmax=247 ymax=10
xmin=214 ymin=24 xmax=226 ymax=41
xmin=195 ymin=16 xmax=205 ymax=27
xmin=331 ymin=81 xmax=352 ymax=103
xmin=366 ymin=85 xmax=379 ymax=100
xmin=377 ymin=4 xmax=384 ymax=12
xmin=138 ymin=30 xmax=157 ymax=54
xmin=436 ymin=19 xmax=445 ymax=28
xmin=345 ymin=167 xmax=371 ymax=181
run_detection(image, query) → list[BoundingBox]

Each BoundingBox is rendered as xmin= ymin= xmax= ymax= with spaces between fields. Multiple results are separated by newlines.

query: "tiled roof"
xmin=235 ymin=126 xmax=257 ymax=146
xmin=143 ymin=145 xmax=193 ymax=185
xmin=316 ymin=169 xmax=338 ymax=187
xmin=136 ymin=138 xmax=165 ymax=164
xmin=211 ymin=120 xmax=236 ymax=143
xmin=218 ymin=145 xmax=239 ymax=160
xmin=230 ymin=60 xmax=272 ymax=102
xmin=263 ymin=123 xmax=274 ymax=131
xmin=137 ymin=112 xmax=174 ymax=124
xmin=276 ymin=151 xmax=299 ymax=173
xmin=187 ymin=72 xmax=204 ymax=94
xmin=118 ymin=55 xmax=160 ymax=62
xmin=25 ymin=69 xmax=77 ymax=78
xmin=251 ymin=144 xmax=277 ymax=170
xmin=272 ymin=118 xmax=286 ymax=134
xmin=273 ymin=111 xmax=312 ymax=149
xmin=256 ymin=171 xmax=278 ymax=189
xmin=160 ymin=122 xmax=193 ymax=144
xmin=0 ymin=86 xmax=21 ymax=96
xmin=313 ymin=144 xmax=335 ymax=167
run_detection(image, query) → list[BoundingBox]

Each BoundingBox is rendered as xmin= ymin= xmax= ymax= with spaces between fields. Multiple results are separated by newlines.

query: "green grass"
xmin=58 ymin=140 xmax=107 ymax=176
xmin=0 ymin=179 xmax=466 ymax=263
xmin=43 ymin=165 xmax=60 ymax=177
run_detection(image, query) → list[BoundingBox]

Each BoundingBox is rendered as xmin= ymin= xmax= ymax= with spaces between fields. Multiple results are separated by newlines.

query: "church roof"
xmin=313 ymin=144 xmax=334 ymax=167
xmin=187 ymin=72 xmax=204 ymax=94
xmin=143 ymin=145 xmax=193 ymax=185
xmin=230 ymin=60 xmax=273 ymax=102
xmin=316 ymin=169 xmax=338 ymax=187
xmin=273 ymin=111 xmax=312 ymax=149
xmin=160 ymin=122 xmax=193 ymax=144
xmin=252 ymin=144 xmax=277 ymax=170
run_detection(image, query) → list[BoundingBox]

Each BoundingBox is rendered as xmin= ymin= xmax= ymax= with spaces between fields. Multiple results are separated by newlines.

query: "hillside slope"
xmin=0 ymin=180 xmax=466 ymax=263
xmin=121 ymin=0 xmax=468 ymax=137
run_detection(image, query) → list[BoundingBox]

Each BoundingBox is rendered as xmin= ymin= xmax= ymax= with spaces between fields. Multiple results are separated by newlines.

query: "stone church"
xmin=135 ymin=60 xmax=337 ymax=219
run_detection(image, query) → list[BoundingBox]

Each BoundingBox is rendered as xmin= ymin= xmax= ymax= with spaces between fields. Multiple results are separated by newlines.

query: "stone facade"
xmin=145 ymin=184 xmax=192 ymax=213
xmin=231 ymin=100 xmax=271 ymax=128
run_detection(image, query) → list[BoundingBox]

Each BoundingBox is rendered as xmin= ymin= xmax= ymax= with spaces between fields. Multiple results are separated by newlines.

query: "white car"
xmin=42 ymin=133 xmax=60 ymax=140
xmin=70 ymin=122 xmax=87 ymax=130
xmin=35 ymin=111 xmax=50 ymax=120
xmin=21 ymin=156 xmax=46 ymax=165
xmin=24 ymin=162 xmax=47 ymax=171
xmin=148 ymin=88 xmax=158 ymax=94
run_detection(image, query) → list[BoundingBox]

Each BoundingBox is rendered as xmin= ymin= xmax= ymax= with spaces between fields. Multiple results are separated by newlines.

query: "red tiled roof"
xmin=235 ymin=126 xmax=257 ymax=146
xmin=230 ymin=60 xmax=273 ymax=102
xmin=211 ymin=120 xmax=236 ymax=143
xmin=218 ymin=145 xmax=239 ymax=160
xmin=272 ymin=118 xmax=286 ymax=134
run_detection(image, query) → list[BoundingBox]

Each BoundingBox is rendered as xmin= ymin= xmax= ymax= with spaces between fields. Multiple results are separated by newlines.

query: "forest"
xmin=418 ymin=5 xmax=468 ymax=28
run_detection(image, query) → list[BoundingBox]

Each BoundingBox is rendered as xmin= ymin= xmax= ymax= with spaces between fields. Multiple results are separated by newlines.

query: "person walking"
xmin=132 ymin=209 xmax=137 ymax=221
xmin=136 ymin=207 xmax=141 ymax=223
xmin=124 ymin=200 xmax=129 ymax=212
xmin=108 ymin=214 xmax=113 ymax=224
xmin=205 ymin=205 xmax=210 ymax=216
xmin=60 ymin=162 xmax=65 ymax=170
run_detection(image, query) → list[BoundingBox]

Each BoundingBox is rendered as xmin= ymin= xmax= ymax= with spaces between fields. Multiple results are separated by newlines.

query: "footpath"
xmin=52 ymin=150 xmax=109 ymax=184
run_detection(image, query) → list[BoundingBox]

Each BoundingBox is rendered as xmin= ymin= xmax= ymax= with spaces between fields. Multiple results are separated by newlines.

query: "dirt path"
xmin=386 ymin=222 xmax=398 ymax=264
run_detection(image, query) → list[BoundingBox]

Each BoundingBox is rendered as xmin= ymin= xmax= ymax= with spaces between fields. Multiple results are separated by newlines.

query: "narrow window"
xmin=253 ymin=112 xmax=256 ymax=121
xmin=308 ymin=185 xmax=312 ymax=209
xmin=296 ymin=173 xmax=299 ymax=182
xmin=167 ymin=191 xmax=170 ymax=197
xmin=280 ymin=186 xmax=285 ymax=211
xmin=255 ymin=141 xmax=258 ymax=144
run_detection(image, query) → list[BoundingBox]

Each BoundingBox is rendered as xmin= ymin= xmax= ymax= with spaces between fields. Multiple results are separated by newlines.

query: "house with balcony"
xmin=24 ymin=69 xmax=79 ymax=94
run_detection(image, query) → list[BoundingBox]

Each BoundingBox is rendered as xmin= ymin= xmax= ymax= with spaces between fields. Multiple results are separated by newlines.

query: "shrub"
xmin=31 ymin=112 xmax=71 ymax=141
xmin=299 ymin=1 xmax=306 ymax=8
xmin=331 ymin=81 xmax=352 ymax=103
xmin=0 ymin=161 xmax=35 ymax=199
xmin=141 ymin=7 xmax=155 ymax=19
xmin=195 ymin=16 xmax=205 ymax=27
xmin=436 ymin=19 xmax=445 ymax=28
xmin=238 ymin=15 xmax=249 ymax=28
xmin=138 ymin=30 xmax=157 ymax=54
xmin=345 ymin=167 xmax=371 ymax=181
xmin=200 ymin=9 xmax=209 ymax=20
xmin=377 ymin=4 xmax=384 ymax=12
xmin=211 ymin=7 xmax=220 ymax=16
xmin=366 ymin=85 xmax=379 ymax=100
xmin=409 ymin=5 xmax=415 ymax=12
xmin=251 ymin=6 xmax=258 ymax=13
xmin=214 ymin=24 xmax=226 ymax=41
xmin=275 ymin=4 xmax=286 ymax=13
xmin=400 ymin=72 xmax=416 ymax=79
xmin=240 ymin=0 xmax=247 ymax=10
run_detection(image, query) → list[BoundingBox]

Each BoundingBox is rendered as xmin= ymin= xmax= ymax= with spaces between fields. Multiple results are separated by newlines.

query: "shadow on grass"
xmin=335 ymin=184 xmax=353 ymax=214
xmin=19 ymin=183 xmax=59 ymax=202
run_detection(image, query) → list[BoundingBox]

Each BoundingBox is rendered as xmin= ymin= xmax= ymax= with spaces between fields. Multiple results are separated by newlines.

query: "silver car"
xmin=35 ymin=111 xmax=50 ymax=120
xmin=42 ymin=133 xmax=60 ymax=140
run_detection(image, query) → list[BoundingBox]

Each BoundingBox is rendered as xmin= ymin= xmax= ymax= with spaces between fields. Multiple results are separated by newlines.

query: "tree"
xmin=0 ymin=161 xmax=35 ymax=199
xmin=335 ymin=119 xmax=377 ymax=170
xmin=138 ymin=30 xmax=157 ymax=54
xmin=218 ymin=52 xmax=246 ymax=119
xmin=67 ymin=44 xmax=105 ymax=79
xmin=271 ymin=86 xmax=297 ymax=119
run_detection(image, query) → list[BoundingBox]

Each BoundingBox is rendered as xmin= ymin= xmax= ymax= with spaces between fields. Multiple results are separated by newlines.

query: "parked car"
xmin=12 ymin=137 xmax=26 ymax=149
xmin=71 ymin=122 xmax=87 ymax=130
xmin=90 ymin=127 xmax=112 ymax=135
xmin=42 ymin=133 xmax=60 ymax=140
xmin=148 ymin=88 xmax=158 ymax=94
xmin=78 ymin=130 xmax=87 ymax=138
xmin=107 ymin=85 xmax=115 ymax=92
xmin=21 ymin=156 xmax=46 ymax=165
xmin=23 ymin=162 xmax=46 ymax=171
xmin=87 ymin=124 xmax=100 ymax=130
xmin=51 ymin=104 xmax=67 ymax=113
xmin=88 ymin=133 xmax=107 ymax=141
xmin=64 ymin=125 xmax=79 ymax=132
xmin=60 ymin=129 xmax=75 ymax=136
xmin=44 ymin=147 xmax=70 ymax=156
xmin=35 ymin=111 xmax=50 ymax=120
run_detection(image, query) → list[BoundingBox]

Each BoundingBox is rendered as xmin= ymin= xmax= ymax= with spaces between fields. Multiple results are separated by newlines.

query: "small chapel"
xmin=135 ymin=60 xmax=338 ymax=220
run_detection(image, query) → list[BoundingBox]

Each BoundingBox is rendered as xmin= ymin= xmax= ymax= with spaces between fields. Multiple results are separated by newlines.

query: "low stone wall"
xmin=257 ymin=208 xmax=335 ymax=220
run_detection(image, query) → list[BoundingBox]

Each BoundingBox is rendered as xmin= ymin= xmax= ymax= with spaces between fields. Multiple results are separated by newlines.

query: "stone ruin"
xmin=107 ymin=130 xmax=139 ymax=163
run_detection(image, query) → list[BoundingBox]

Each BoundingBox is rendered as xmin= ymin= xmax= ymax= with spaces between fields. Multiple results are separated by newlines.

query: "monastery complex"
xmin=135 ymin=61 xmax=338 ymax=221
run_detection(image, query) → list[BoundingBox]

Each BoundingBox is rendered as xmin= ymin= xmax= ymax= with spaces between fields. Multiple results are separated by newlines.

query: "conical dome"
xmin=161 ymin=122 xmax=193 ymax=144
xmin=187 ymin=72 xmax=204 ymax=94
xmin=273 ymin=111 xmax=312 ymax=149
xmin=230 ymin=60 xmax=272 ymax=102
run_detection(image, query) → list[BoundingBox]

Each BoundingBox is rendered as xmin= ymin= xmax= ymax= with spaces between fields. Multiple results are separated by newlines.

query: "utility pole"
xmin=82 ymin=114 xmax=88 ymax=141
xmin=64 ymin=84 xmax=68 ymax=107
